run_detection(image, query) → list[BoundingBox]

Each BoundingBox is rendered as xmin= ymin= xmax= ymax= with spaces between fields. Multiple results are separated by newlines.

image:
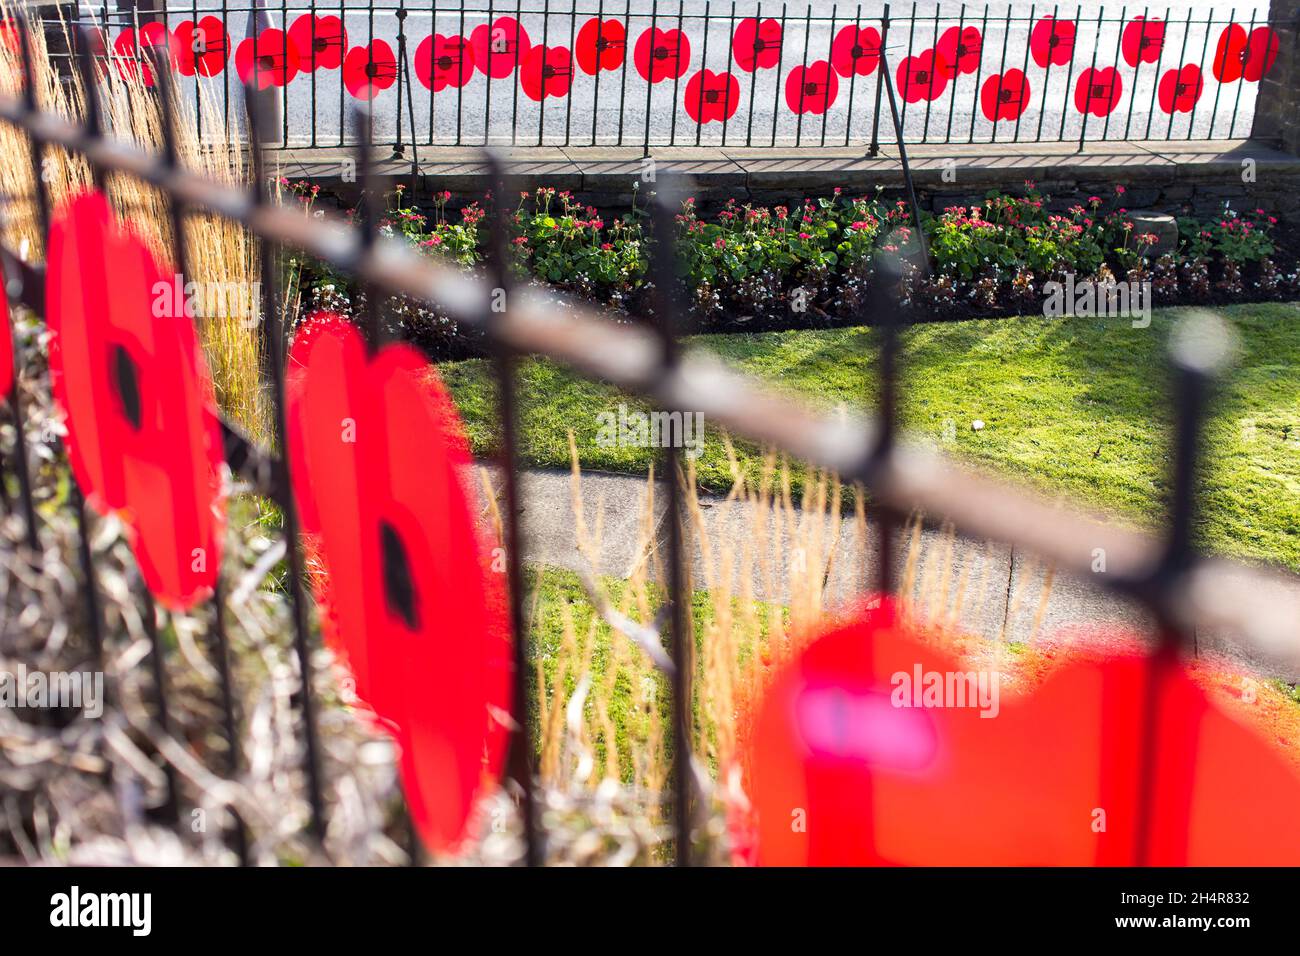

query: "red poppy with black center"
xmin=285 ymin=313 xmax=512 ymax=856
xmin=896 ymin=49 xmax=949 ymax=103
xmin=732 ymin=17 xmax=782 ymax=72
xmin=287 ymin=13 xmax=347 ymax=71
xmin=633 ymin=27 xmax=690 ymax=83
xmin=743 ymin=600 xmax=1300 ymax=865
xmin=1074 ymin=66 xmax=1122 ymax=117
xmin=1029 ymin=15 xmax=1075 ymax=68
xmin=1121 ymin=15 xmax=1164 ymax=68
xmin=936 ymin=25 xmax=981 ymax=79
xmin=46 ymin=191 xmax=225 ymax=610
xmin=113 ymin=22 xmax=176 ymax=87
xmin=234 ymin=27 xmax=300 ymax=89
xmin=1158 ymin=63 xmax=1203 ymax=113
xmin=685 ymin=69 xmax=740 ymax=124
xmin=830 ymin=24 xmax=881 ymax=78
xmin=785 ymin=60 xmax=839 ymax=115
xmin=469 ymin=16 xmax=530 ymax=78
xmin=1212 ymin=24 xmax=1279 ymax=83
xmin=519 ymin=45 xmax=573 ymax=101
xmin=575 ymin=17 xmax=626 ymax=75
xmin=979 ymin=69 xmax=1031 ymax=121
xmin=174 ymin=16 xmax=229 ymax=77
xmin=343 ymin=40 xmax=398 ymax=100
xmin=415 ymin=33 xmax=474 ymax=91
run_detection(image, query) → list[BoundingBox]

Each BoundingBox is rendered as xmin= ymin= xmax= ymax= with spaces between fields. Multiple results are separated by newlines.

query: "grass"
xmin=444 ymin=302 xmax=1300 ymax=572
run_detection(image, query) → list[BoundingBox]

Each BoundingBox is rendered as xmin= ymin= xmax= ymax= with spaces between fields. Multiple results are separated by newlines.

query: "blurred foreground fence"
xmin=2 ymin=16 xmax=1300 ymax=865
xmin=29 ymin=1 xmax=1297 ymax=151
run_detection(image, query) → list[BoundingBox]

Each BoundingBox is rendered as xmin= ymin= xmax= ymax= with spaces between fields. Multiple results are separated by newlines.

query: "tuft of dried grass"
xmin=0 ymin=5 xmax=266 ymax=438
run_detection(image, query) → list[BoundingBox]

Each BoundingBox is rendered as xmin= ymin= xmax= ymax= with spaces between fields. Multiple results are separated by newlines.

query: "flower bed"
xmin=286 ymin=178 xmax=1300 ymax=360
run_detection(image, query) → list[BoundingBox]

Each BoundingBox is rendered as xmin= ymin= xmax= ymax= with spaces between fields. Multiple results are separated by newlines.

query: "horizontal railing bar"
xmin=2 ymin=91 xmax=1297 ymax=666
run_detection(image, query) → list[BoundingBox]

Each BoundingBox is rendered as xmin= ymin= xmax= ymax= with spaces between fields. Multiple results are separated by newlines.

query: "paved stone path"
xmin=494 ymin=466 xmax=1300 ymax=682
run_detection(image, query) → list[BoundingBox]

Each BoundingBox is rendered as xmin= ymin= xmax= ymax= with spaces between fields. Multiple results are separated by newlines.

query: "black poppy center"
xmin=541 ymin=63 xmax=556 ymax=78
xmin=999 ymin=88 xmax=1014 ymax=102
xmin=704 ymin=88 xmax=720 ymax=102
xmin=365 ymin=62 xmax=379 ymax=77
xmin=111 ymin=344 xmax=142 ymax=431
xmin=313 ymin=37 xmax=330 ymax=53
xmin=1176 ymin=82 xmax=1188 ymax=94
xmin=1092 ymin=83 xmax=1108 ymax=97
xmin=437 ymin=54 xmax=454 ymax=69
xmin=804 ymin=81 xmax=820 ymax=95
xmin=653 ymin=45 xmax=672 ymax=60
xmin=257 ymin=54 xmax=277 ymax=70
xmin=851 ymin=44 xmax=864 ymax=57
xmin=380 ymin=520 xmax=419 ymax=631
xmin=753 ymin=38 xmax=766 ymax=52
xmin=915 ymin=70 xmax=929 ymax=83
xmin=956 ymin=43 xmax=968 ymax=56
xmin=1048 ymin=34 xmax=1060 ymax=47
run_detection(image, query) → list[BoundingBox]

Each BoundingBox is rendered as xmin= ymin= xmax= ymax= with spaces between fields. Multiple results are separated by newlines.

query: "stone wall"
xmin=1252 ymin=1 xmax=1300 ymax=156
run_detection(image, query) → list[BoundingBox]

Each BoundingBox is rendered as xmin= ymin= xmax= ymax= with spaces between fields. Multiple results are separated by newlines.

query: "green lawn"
xmin=443 ymin=302 xmax=1300 ymax=572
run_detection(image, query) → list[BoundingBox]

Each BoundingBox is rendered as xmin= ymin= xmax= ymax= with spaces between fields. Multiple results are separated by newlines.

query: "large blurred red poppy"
xmin=1030 ymin=15 xmax=1075 ymax=68
xmin=0 ymin=289 xmax=12 ymax=402
xmin=287 ymin=13 xmax=347 ymax=71
xmin=46 ymin=192 xmax=225 ymax=610
xmin=980 ymin=69 xmax=1031 ymax=121
xmin=785 ymin=60 xmax=839 ymax=115
xmin=343 ymin=40 xmax=398 ymax=100
xmin=633 ymin=26 xmax=690 ymax=83
xmin=469 ymin=15 xmax=530 ymax=78
xmin=575 ymin=17 xmax=626 ymax=74
xmin=1212 ymin=24 xmax=1279 ymax=83
xmin=1074 ymin=66 xmax=1122 ymax=117
xmin=745 ymin=600 xmax=1300 ymax=865
xmin=519 ymin=44 xmax=573 ymax=101
xmin=936 ymin=25 xmax=981 ymax=79
xmin=1121 ymin=15 xmax=1164 ymax=68
xmin=896 ymin=49 xmax=948 ymax=103
xmin=415 ymin=33 xmax=474 ymax=91
xmin=830 ymin=24 xmax=880 ymax=78
xmin=174 ymin=16 xmax=229 ymax=77
xmin=113 ymin=22 xmax=177 ymax=87
xmin=286 ymin=314 xmax=512 ymax=856
xmin=685 ymin=68 xmax=740 ymax=123
xmin=732 ymin=17 xmax=782 ymax=72
xmin=1158 ymin=63 xmax=1203 ymax=113
xmin=234 ymin=27 xmax=300 ymax=89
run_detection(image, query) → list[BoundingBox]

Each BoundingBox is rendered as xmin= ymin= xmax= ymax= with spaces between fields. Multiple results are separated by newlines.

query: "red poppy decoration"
xmin=936 ymin=25 xmax=982 ymax=79
xmin=174 ymin=16 xmax=229 ymax=77
xmin=113 ymin=22 xmax=177 ymax=87
xmin=1029 ymin=15 xmax=1076 ymax=68
xmin=745 ymin=601 xmax=1300 ymax=865
xmin=45 ymin=192 xmax=225 ymax=610
xmin=77 ymin=25 xmax=111 ymax=80
xmin=1121 ymin=15 xmax=1164 ymax=68
xmin=415 ymin=34 xmax=474 ymax=91
xmin=287 ymin=13 xmax=347 ymax=71
xmin=1213 ymin=24 xmax=1279 ymax=83
xmin=234 ymin=28 xmax=300 ymax=89
xmin=785 ymin=60 xmax=839 ymax=115
xmin=831 ymin=24 xmax=881 ymax=78
xmin=979 ymin=69 xmax=1031 ymax=121
xmin=343 ymin=40 xmax=398 ymax=100
xmin=1158 ymin=63 xmax=1203 ymax=114
xmin=732 ymin=17 xmax=782 ymax=72
xmin=896 ymin=49 xmax=949 ymax=103
xmin=0 ymin=18 xmax=18 ymax=57
xmin=519 ymin=45 xmax=574 ymax=101
xmin=468 ymin=16 xmax=530 ymax=78
xmin=1074 ymin=66 xmax=1123 ymax=117
xmin=575 ymin=17 xmax=626 ymax=75
xmin=633 ymin=27 xmax=690 ymax=83
xmin=0 ymin=287 xmax=12 ymax=403
xmin=685 ymin=69 xmax=740 ymax=124
xmin=286 ymin=314 xmax=512 ymax=856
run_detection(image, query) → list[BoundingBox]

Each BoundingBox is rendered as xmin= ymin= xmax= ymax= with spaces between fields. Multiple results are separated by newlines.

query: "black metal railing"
xmin=33 ymin=1 xmax=1292 ymax=152
xmin=3 ymin=16 xmax=1300 ymax=866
